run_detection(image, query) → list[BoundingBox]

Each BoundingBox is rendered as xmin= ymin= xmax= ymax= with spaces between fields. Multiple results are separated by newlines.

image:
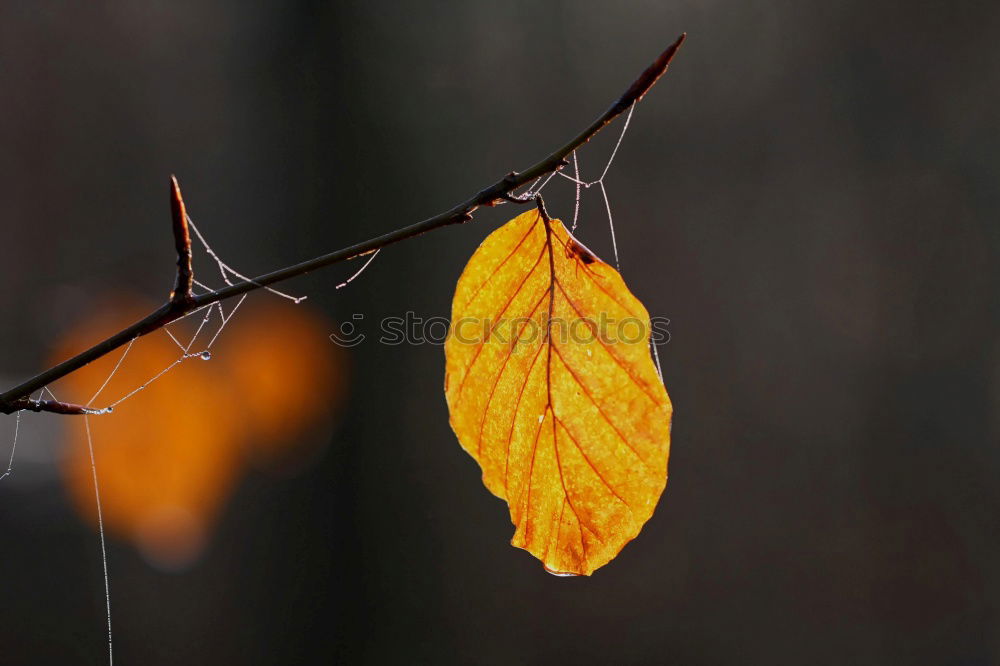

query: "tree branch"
xmin=0 ymin=33 xmax=686 ymax=415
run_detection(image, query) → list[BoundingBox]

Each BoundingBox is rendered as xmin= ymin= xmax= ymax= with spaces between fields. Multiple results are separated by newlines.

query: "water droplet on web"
xmin=199 ymin=351 xmax=212 ymax=361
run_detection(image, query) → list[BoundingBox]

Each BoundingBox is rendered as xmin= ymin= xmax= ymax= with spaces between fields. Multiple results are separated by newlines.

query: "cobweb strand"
xmin=599 ymin=181 xmax=620 ymax=270
xmin=84 ymin=415 xmax=114 ymax=666
xmin=163 ymin=327 xmax=186 ymax=352
xmin=0 ymin=410 xmax=22 ymax=482
xmin=187 ymin=217 xmax=306 ymax=304
xmin=336 ymin=250 xmax=381 ymax=290
xmin=571 ymin=151 xmax=582 ymax=231
xmin=600 ymin=103 xmax=634 ymax=182
xmin=204 ymin=296 xmax=247 ymax=349
xmin=87 ymin=338 xmax=136 ymax=407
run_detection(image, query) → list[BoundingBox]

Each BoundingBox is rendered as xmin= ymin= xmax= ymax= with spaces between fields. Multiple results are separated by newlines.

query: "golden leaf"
xmin=445 ymin=208 xmax=672 ymax=576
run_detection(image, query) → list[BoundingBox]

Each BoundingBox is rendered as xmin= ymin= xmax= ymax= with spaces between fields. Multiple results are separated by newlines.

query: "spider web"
xmin=82 ymin=212 xmax=382 ymax=414
xmin=2 ymin=98 xmax=665 ymax=666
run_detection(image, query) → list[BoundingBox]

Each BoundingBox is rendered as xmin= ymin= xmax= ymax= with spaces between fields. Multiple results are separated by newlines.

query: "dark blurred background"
xmin=1 ymin=1 xmax=999 ymax=664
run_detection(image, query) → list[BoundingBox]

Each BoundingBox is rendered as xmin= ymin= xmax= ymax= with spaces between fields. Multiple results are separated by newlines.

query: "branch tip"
xmin=615 ymin=32 xmax=686 ymax=112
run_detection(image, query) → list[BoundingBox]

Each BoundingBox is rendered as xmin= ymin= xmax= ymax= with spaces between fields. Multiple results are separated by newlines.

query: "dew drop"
xmin=199 ymin=351 xmax=212 ymax=361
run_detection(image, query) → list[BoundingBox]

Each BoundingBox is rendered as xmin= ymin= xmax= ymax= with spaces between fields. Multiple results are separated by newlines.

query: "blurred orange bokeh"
xmin=51 ymin=296 xmax=346 ymax=570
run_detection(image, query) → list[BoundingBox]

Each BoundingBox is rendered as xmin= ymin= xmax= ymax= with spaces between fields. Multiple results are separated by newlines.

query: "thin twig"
xmin=0 ymin=33 xmax=686 ymax=415
xmin=5 ymin=398 xmax=106 ymax=415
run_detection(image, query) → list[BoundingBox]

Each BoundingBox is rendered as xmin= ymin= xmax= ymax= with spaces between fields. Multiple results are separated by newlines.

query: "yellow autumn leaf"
xmin=445 ymin=208 xmax=672 ymax=576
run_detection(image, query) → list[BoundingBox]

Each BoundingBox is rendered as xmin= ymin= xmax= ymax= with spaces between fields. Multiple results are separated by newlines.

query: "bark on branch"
xmin=0 ymin=33 xmax=686 ymax=415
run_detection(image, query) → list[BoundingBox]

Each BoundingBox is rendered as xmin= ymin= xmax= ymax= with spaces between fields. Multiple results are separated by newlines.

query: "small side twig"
xmin=0 ymin=33 xmax=686 ymax=415
xmin=169 ymin=175 xmax=194 ymax=307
